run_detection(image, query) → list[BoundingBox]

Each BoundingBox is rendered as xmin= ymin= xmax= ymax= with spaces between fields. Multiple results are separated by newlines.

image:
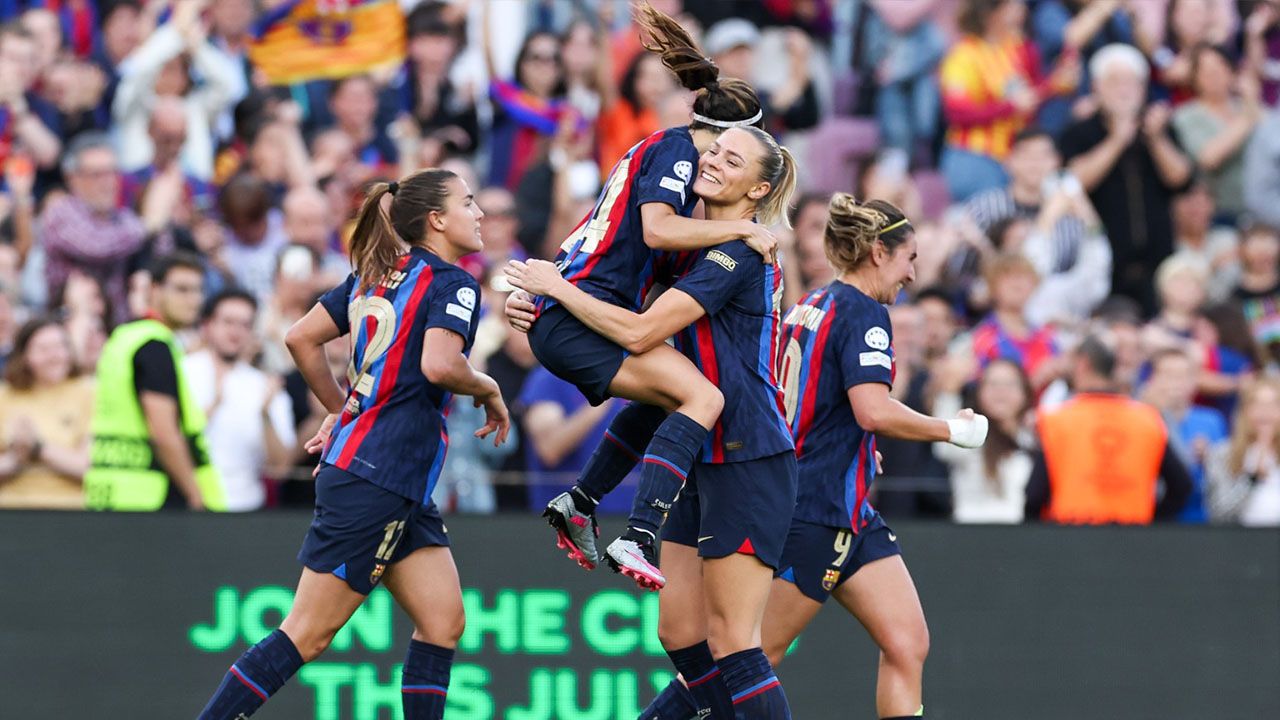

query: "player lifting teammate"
xmin=196 ymin=170 xmax=510 ymax=720
xmin=507 ymin=125 xmax=799 ymax=719
xmin=506 ymin=2 xmax=777 ymax=590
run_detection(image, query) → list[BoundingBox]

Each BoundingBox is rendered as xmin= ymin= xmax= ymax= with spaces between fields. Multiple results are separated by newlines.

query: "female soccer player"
xmin=507 ymin=125 xmax=799 ymax=719
xmin=511 ymin=3 xmax=777 ymax=590
xmin=196 ymin=169 xmax=510 ymax=720
xmin=760 ymin=195 xmax=988 ymax=720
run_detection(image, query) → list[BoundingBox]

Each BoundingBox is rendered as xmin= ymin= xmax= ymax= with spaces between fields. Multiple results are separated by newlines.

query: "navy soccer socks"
xmin=575 ymin=402 xmax=666 ymax=506
xmin=197 ymin=629 xmax=303 ymax=719
xmin=629 ymin=412 xmax=709 ymax=536
xmin=639 ymin=678 xmax=699 ymax=720
xmin=719 ymin=647 xmax=790 ymax=719
xmin=668 ymin=640 xmax=734 ymax=718
xmin=401 ymin=640 xmax=454 ymax=719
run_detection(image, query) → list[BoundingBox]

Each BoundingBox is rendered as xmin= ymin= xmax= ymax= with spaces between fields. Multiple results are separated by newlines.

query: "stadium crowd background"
xmin=0 ymin=0 xmax=1277 ymax=527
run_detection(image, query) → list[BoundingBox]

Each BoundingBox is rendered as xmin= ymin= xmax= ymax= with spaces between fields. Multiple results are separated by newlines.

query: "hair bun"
xmin=388 ymin=181 xmax=400 ymax=196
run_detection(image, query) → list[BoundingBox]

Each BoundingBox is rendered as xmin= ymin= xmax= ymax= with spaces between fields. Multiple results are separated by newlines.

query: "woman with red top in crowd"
xmin=939 ymin=0 xmax=1078 ymax=202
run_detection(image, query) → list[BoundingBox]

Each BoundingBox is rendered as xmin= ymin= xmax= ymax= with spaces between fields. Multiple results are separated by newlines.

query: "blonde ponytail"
xmin=824 ymin=193 xmax=911 ymax=274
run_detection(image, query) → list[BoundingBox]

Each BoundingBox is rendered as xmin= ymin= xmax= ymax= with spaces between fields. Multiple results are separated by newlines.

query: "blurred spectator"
xmin=1089 ymin=296 xmax=1147 ymax=396
xmin=54 ymin=271 xmax=110 ymax=371
xmin=122 ymin=96 xmax=217 ymax=233
xmin=396 ymin=2 xmax=478 ymax=156
xmin=788 ymin=192 xmax=834 ymax=300
xmin=1131 ymin=0 xmax=1237 ymax=57
xmin=95 ymin=0 xmax=147 ymax=95
xmin=963 ymin=128 xmax=1111 ymax=324
xmin=218 ymin=173 xmax=286 ymax=303
xmin=1143 ymin=253 xmax=1208 ymax=356
xmin=1243 ymin=0 xmax=1280 ymax=106
xmin=281 ymin=186 xmax=348 ymax=281
xmin=939 ymin=0 xmax=1077 ymax=201
xmin=2 ymin=150 xmax=37 ymax=265
xmin=1231 ymin=222 xmax=1280 ymax=368
xmin=433 ymin=393 xmax=514 ymax=514
xmin=0 ymin=317 xmax=92 ymax=509
xmin=934 ymin=357 xmax=1035 ymax=523
xmin=1030 ymin=0 xmax=1150 ymax=136
xmin=1061 ymin=43 xmax=1193 ymax=314
xmin=485 ymin=310 xmax=538 ymax=511
xmin=1170 ymin=181 xmax=1240 ymax=302
xmin=1026 ymin=334 xmax=1193 ymax=523
xmin=863 ymin=0 xmax=945 ymax=158
xmin=1170 ymin=44 xmax=1262 ymax=221
xmin=328 ymin=75 xmax=398 ymax=172
xmin=596 ymin=42 xmax=676 ymax=173
xmin=84 ymin=253 xmax=221 ymax=511
xmin=875 ymin=301 xmax=953 ymax=520
xmin=857 ymin=150 xmax=924 ymax=225
xmin=969 ymin=253 xmax=1063 ymax=393
xmin=259 ymin=244 xmax=323 ymax=376
xmin=710 ymin=22 xmax=821 ymax=134
xmin=0 ymin=23 xmax=63 ymax=173
xmin=475 ymin=185 xmax=526 ymax=266
xmin=1243 ymin=107 xmax=1280 ymax=228
xmin=1149 ymin=0 xmax=1236 ymax=102
xmin=185 ymin=289 xmax=293 ymax=512
xmin=1142 ymin=348 xmax=1227 ymax=523
xmin=38 ymin=133 xmax=145 ymax=325
xmin=112 ymin=0 xmax=240 ymax=182
xmin=1206 ymin=376 xmax=1280 ymax=526
xmin=481 ymin=0 xmax=572 ymax=191
xmin=560 ymin=18 xmax=603 ymax=123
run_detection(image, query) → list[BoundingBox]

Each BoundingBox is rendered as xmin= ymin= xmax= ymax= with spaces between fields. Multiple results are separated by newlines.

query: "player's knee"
xmin=679 ymin=383 xmax=724 ymax=427
xmin=656 ymin=616 xmax=700 ymax=652
xmin=292 ymin=628 xmax=339 ymax=663
xmin=880 ymin=619 xmax=929 ymax=671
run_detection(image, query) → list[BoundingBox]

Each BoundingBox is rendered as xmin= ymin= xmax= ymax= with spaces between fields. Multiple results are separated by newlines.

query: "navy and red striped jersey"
xmin=664 ymin=240 xmax=793 ymax=464
xmin=779 ymin=281 xmax=895 ymax=532
xmin=317 ymin=247 xmax=481 ymax=503
xmin=538 ymin=126 xmax=701 ymax=315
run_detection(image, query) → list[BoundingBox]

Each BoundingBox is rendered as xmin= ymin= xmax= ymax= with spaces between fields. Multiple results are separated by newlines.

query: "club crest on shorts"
xmin=370 ymin=563 xmax=387 ymax=585
xmin=821 ymin=568 xmax=840 ymax=592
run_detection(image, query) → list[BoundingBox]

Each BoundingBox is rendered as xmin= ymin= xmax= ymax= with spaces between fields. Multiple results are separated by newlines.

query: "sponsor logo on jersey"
xmin=707 ymin=249 xmax=738 ymax=272
xmin=860 ymin=351 xmax=892 ymax=369
xmin=659 ymin=176 xmax=686 ymax=203
xmin=446 ymin=303 xmax=473 ymax=323
xmin=864 ymin=326 xmax=890 ymax=350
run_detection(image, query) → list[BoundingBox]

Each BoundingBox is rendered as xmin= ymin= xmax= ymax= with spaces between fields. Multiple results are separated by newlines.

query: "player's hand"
xmin=875 ymin=450 xmax=884 ymax=474
xmin=305 ymin=413 xmax=338 ymax=455
xmin=505 ymin=259 xmax=566 ymax=299
xmin=504 ymin=289 xmax=538 ymax=333
xmin=474 ymin=391 xmax=511 ymax=446
xmin=187 ymin=493 xmax=206 ymax=511
xmin=946 ymin=408 xmax=989 ymax=449
xmin=739 ymin=221 xmax=779 ymax=264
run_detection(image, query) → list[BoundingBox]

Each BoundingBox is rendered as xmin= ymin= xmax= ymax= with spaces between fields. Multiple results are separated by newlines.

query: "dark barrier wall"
xmin=1 ymin=512 xmax=1276 ymax=719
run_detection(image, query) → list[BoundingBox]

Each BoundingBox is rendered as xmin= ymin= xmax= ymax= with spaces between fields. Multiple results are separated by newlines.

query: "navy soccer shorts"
xmin=298 ymin=464 xmax=450 ymax=595
xmin=661 ymin=451 xmax=798 ymax=570
xmin=775 ymin=513 xmax=902 ymax=603
xmin=528 ymin=304 xmax=627 ymax=406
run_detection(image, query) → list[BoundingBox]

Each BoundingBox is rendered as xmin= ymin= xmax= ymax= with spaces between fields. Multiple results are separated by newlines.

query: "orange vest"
xmin=1039 ymin=394 xmax=1168 ymax=525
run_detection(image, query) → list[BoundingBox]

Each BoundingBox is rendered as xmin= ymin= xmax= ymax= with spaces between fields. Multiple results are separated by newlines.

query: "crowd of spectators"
xmin=0 ymin=0 xmax=1278 ymax=526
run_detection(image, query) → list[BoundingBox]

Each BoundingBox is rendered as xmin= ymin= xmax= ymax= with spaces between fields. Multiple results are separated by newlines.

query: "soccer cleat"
xmin=543 ymin=492 xmax=600 ymax=570
xmin=604 ymin=533 xmax=666 ymax=591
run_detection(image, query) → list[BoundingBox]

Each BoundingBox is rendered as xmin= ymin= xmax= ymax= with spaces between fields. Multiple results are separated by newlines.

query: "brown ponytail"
xmin=348 ymin=168 xmax=457 ymax=290
xmin=633 ymin=2 xmax=763 ymax=131
xmin=824 ymin=193 xmax=912 ymax=274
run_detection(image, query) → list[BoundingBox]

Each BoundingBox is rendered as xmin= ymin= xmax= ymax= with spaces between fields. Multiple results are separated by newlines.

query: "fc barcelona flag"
xmin=249 ymin=0 xmax=405 ymax=85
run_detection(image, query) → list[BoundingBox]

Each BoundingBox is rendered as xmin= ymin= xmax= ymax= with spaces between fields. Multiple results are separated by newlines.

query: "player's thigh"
xmin=608 ymin=344 xmax=722 ymax=418
xmin=384 ymin=545 xmax=465 ymax=648
xmin=701 ymin=552 xmax=774 ymax=656
xmin=833 ymin=555 xmax=928 ymax=664
xmin=280 ymin=568 xmax=368 ymax=661
xmin=760 ymin=577 xmax=824 ymax=668
xmin=657 ymin=540 xmax=707 ymax=651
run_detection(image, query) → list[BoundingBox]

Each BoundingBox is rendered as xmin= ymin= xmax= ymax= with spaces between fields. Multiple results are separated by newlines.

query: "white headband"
xmin=691 ymin=110 xmax=763 ymax=129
